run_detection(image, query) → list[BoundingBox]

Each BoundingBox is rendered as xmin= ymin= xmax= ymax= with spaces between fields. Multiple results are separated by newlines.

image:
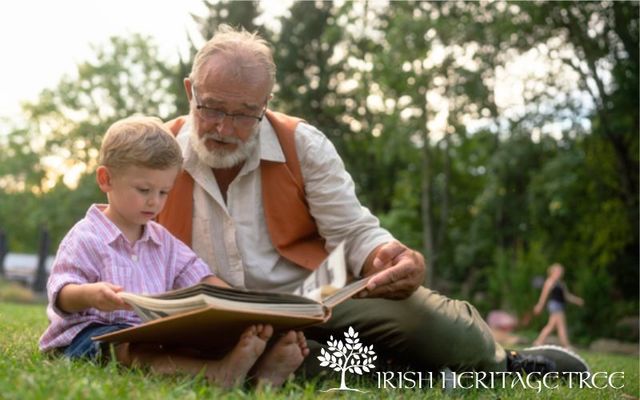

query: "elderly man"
xmin=158 ymin=25 xmax=588 ymax=377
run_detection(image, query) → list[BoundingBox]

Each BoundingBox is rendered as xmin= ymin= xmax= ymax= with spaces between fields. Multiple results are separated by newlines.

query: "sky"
xmin=0 ymin=0 xmax=214 ymax=121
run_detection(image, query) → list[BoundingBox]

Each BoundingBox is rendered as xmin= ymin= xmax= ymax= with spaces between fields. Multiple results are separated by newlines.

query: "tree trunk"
xmin=421 ymin=130 xmax=435 ymax=287
xmin=32 ymin=226 xmax=50 ymax=293
xmin=0 ymin=229 xmax=7 ymax=277
xmin=436 ymin=133 xmax=451 ymax=252
xmin=339 ymin=369 xmax=348 ymax=389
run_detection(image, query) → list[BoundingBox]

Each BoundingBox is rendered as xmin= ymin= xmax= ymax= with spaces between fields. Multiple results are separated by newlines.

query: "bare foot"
xmin=252 ymin=330 xmax=309 ymax=387
xmin=207 ymin=324 xmax=273 ymax=387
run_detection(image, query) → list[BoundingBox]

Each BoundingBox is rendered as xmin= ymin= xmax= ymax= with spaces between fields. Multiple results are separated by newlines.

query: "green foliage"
xmin=193 ymin=0 xmax=262 ymax=38
xmin=24 ymin=34 xmax=179 ymax=150
xmin=0 ymin=1 xmax=637 ymax=341
xmin=0 ymin=35 xmax=180 ymax=252
xmin=378 ymin=166 xmax=422 ymax=252
xmin=484 ymin=244 xmax=549 ymax=316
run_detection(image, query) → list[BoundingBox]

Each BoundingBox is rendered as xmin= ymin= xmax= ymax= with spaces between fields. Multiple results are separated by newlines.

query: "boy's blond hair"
xmin=99 ymin=116 xmax=182 ymax=172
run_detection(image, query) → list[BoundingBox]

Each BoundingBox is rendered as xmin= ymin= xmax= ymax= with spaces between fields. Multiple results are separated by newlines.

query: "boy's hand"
xmin=201 ymin=275 xmax=231 ymax=288
xmin=86 ymin=282 xmax=131 ymax=311
xmin=57 ymin=282 xmax=132 ymax=313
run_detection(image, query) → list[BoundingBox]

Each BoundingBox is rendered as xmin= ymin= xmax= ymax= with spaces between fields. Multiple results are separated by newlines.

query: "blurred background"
xmin=0 ymin=1 xmax=637 ymax=348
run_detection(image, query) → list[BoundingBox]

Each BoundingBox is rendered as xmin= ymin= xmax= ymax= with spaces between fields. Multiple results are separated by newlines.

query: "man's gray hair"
xmin=190 ymin=24 xmax=276 ymax=92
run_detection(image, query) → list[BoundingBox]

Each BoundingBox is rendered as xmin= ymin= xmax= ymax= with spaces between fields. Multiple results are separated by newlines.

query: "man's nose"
xmin=215 ymin=115 xmax=236 ymax=136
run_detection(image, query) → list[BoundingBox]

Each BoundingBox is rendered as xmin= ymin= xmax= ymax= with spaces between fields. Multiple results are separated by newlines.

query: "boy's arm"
xmin=201 ymin=275 xmax=231 ymax=288
xmin=56 ymin=282 xmax=131 ymax=313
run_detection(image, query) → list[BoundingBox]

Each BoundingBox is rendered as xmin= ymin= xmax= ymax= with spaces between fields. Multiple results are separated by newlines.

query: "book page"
xmin=322 ymin=275 xmax=371 ymax=309
xmin=128 ymin=302 xmax=172 ymax=322
xmin=119 ymin=292 xmax=208 ymax=322
xmin=293 ymin=241 xmax=347 ymax=301
xmin=119 ymin=290 xmax=326 ymax=323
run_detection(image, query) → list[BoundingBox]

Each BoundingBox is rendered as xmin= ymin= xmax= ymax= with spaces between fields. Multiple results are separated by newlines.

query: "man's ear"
xmin=184 ymin=78 xmax=193 ymax=102
xmin=96 ymin=166 xmax=113 ymax=193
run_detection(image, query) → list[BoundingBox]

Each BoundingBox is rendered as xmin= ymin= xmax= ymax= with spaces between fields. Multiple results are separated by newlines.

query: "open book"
xmin=94 ymin=242 xmax=372 ymax=352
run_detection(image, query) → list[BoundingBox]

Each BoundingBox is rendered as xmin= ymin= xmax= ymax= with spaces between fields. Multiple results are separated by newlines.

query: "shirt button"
xmin=131 ymin=254 xmax=138 ymax=262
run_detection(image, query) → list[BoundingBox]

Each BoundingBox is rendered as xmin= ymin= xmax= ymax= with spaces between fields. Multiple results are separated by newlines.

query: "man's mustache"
xmin=201 ymin=133 xmax=242 ymax=145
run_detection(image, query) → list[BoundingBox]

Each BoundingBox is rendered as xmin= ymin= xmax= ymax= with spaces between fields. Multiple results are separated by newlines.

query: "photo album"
xmin=94 ymin=242 xmax=374 ymax=351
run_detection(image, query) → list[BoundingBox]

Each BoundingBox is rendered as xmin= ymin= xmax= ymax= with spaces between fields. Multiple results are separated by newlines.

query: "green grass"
xmin=0 ymin=302 xmax=637 ymax=399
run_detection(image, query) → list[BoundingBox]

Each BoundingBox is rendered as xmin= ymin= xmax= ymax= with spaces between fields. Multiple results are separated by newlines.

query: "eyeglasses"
xmin=191 ymin=85 xmax=265 ymax=130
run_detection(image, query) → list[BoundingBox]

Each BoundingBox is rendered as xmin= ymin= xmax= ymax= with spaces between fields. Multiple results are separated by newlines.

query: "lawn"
xmin=1 ymin=301 xmax=637 ymax=399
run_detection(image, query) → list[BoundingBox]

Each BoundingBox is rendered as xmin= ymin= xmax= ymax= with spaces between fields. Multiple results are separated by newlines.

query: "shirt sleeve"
xmin=295 ymin=122 xmax=395 ymax=277
xmin=171 ymin=236 xmax=215 ymax=289
xmin=47 ymin=235 xmax=101 ymax=317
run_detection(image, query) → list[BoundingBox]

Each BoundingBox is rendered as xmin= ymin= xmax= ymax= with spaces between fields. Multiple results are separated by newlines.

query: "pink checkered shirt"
xmin=39 ymin=204 xmax=214 ymax=352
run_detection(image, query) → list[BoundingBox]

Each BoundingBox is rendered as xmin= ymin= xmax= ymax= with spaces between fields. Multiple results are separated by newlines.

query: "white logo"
xmin=317 ymin=326 xmax=377 ymax=392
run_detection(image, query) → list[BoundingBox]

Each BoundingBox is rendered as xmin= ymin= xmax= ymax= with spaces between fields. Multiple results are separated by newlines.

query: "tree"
xmin=513 ymin=1 xmax=639 ymax=307
xmin=317 ymin=326 xmax=376 ymax=392
xmin=0 ymin=34 xmax=180 ymax=251
xmin=1 ymin=0 xmax=635 ymax=341
xmin=369 ymin=1 xmax=518 ymax=285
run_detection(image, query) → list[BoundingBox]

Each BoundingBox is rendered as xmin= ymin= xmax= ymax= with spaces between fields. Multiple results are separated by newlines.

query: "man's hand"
xmin=359 ymin=241 xmax=425 ymax=299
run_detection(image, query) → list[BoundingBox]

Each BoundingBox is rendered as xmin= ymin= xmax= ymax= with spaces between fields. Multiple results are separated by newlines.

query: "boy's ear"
xmin=96 ymin=166 xmax=113 ymax=193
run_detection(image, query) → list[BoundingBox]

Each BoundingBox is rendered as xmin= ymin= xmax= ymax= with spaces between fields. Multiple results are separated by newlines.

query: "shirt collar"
xmin=87 ymin=204 xmax=160 ymax=246
xmin=141 ymin=222 xmax=162 ymax=246
xmin=259 ymin=118 xmax=286 ymax=163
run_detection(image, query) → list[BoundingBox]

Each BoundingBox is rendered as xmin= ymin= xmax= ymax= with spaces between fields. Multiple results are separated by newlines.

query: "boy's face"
xmin=98 ymin=165 xmax=179 ymax=232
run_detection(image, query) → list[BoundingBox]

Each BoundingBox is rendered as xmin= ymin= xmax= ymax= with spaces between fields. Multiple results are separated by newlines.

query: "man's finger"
xmin=373 ymin=241 xmax=407 ymax=269
xmin=367 ymin=263 xmax=405 ymax=291
xmin=366 ymin=279 xmax=413 ymax=299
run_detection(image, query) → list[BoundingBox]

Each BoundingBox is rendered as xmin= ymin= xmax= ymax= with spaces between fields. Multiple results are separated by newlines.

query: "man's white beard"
xmin=190 ymin=125 xmax=259 ymax=169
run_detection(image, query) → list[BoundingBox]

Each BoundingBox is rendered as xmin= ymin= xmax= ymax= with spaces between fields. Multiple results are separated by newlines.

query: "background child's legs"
xmin=533 ymin=313 xmax=559 ymax=346
xmin=555 ymin=312 xmax=571 ymax=348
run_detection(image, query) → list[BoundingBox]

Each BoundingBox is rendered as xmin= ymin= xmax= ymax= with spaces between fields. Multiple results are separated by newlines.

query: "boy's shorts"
xmin=62 ymin=323 xmax=132 ymax=360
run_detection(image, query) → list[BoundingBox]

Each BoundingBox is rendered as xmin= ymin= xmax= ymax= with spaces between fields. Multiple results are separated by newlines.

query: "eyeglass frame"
xmin=190 ymin=84 xmax=267 ymax=129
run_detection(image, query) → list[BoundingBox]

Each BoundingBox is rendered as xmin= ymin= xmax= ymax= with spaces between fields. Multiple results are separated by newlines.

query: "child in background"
xmin=533 ymin=263 xmax=584 ymax=349
xmin=39 ymin=116 xmax=308 ymax=387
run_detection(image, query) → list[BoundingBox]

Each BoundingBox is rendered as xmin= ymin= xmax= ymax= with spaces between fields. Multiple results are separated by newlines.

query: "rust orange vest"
xmin=157 ymin=110 xmax=328 ymax=270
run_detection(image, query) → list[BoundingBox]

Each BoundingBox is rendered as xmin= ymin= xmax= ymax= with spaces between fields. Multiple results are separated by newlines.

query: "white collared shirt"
xmin=177 ymin=116 xmax=394 ymax=292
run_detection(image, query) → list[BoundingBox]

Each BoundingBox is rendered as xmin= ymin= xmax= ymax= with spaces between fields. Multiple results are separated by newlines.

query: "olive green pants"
xmin=301 ymin=287 xmax=507 ymax=376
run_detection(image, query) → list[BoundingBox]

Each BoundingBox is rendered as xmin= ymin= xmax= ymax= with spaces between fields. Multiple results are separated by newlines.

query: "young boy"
xmin=39 ymin=116 xmax=308 ymax=388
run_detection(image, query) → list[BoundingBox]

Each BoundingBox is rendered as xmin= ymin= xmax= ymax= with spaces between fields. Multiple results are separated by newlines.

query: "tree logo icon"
xmin=317 ymin=326 xmax=377 ymax=392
